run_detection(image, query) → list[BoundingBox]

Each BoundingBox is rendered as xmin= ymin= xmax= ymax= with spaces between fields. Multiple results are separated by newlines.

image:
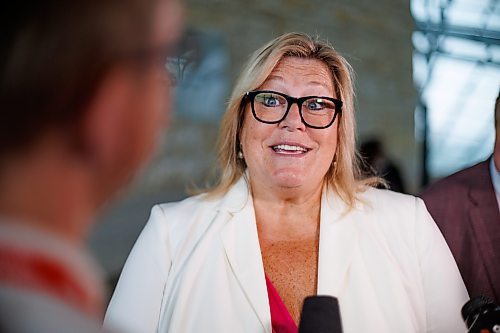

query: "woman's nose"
xmin=279 ymin=102 xmax=306 ymax=131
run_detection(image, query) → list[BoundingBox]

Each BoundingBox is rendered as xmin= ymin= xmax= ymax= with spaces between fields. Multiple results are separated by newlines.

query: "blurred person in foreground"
xmin=105 ymin=32 xmax=468 ymax=333
xmin=421 ymin=92 xmax=500 ymax=304
xmin=0 ymin=0 xmax=182 ymax=332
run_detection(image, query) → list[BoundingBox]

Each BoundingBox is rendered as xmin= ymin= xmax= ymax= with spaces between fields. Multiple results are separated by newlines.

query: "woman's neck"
xmin=253 ymin=181 xmax=323 ymax=324
xmin=251 ymin=181 xmax=323 ymax=241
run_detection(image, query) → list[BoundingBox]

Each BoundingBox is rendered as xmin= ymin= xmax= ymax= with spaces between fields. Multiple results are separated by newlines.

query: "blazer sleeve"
xmin=414 ymin=198 xmax=469 ymax=333
xmin=104 ymin=205 xmax=172 ymax=333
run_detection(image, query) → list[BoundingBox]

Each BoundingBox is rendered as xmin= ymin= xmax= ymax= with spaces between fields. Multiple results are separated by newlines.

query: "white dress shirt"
xmin=489 ymin=157 xmax=500 ymax=211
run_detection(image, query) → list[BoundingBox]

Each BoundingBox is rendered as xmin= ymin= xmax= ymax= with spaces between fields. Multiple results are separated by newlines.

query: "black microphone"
xmin=461 ymin=296 xmax=500 ymax=333
xmin=298 ymin=295 xmax=343 ymax=333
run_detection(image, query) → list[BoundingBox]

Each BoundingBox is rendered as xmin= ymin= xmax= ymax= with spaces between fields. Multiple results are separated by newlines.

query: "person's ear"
xmin=78 ymin=66 xmax=133 ymax=174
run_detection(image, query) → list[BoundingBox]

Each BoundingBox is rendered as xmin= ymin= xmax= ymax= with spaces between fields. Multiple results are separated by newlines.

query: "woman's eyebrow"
xmin=265 ymin=75 xmax=285 ymax=83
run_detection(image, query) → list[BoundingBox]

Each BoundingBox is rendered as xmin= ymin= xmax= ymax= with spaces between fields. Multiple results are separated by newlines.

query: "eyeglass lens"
xmin=252 ymin=91 xmax=338 ymax=128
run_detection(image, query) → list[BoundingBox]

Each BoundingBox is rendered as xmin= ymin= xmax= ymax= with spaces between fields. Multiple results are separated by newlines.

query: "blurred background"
xmin=88 ymin=0 xmax=500 ymax=289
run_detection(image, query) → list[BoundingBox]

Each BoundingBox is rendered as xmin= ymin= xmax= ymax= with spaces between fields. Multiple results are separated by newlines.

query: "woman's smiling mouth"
xmin=271 ymin=143 xmax=311 ymax=155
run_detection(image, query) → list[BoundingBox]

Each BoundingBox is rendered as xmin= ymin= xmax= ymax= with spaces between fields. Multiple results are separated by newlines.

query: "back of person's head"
xmin=213 ymin=32 xmax=373 ymax=207
xmin=359 ymin=139 xmax=384 ymax=165
xmin=0 ymin=0 xmax=159 ymax=161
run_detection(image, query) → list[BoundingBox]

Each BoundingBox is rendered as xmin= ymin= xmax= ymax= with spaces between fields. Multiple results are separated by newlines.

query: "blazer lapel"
xmin=468 ymin=171 xmax=500 ymax=299
xmin=219 ymin=179 xmax=271 ymax=333
xmin=317 ymin=188 xmax=360 ymax=296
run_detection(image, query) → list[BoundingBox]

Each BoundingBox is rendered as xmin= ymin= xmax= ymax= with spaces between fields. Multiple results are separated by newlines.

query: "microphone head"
xmin=298 ymin=295 xmax=343 ymax=333
xmin=461 ymin=296 xmax=499 ymax=329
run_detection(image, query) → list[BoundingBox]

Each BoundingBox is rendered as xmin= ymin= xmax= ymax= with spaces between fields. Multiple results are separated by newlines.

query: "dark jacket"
xmin=420 ymin=159 xmax=500 ymax=303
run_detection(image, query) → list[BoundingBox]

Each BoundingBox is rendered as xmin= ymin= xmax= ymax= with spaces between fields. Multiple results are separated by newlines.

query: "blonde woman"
xmin=104 ymin=32 xmax=468 ymax=333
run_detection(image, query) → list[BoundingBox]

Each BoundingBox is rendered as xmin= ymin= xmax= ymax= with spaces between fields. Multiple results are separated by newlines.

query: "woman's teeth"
xmin=272 ymin=144 xmax=308 ymax=153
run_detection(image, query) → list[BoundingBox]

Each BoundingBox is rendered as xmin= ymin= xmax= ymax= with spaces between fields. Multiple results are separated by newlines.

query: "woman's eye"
xmin=263 ymin=96 xmax=280 ymax=107
xmin=306 ymin=99 xmax=334 ymax=111
xmin=256 ymin=93 xmax=284 ymax=107
xmin=264 ymin=98 xmax=276 ymax=106
xmin=307 ymin=101 xmax=324 ymax=110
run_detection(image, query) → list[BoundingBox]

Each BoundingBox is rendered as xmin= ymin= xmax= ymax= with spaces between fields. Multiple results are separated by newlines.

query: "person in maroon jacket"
xmin=421 ymin=92 xmax=500 ymax=304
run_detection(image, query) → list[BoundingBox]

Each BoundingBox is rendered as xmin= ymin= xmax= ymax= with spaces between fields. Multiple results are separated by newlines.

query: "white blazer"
xmin=104 ymin=177 xmax=468 ymax=333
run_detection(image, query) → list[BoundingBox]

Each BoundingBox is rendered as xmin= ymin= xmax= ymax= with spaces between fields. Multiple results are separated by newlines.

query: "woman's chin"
xmin=270 ymin=172 xmax=308 ymax=189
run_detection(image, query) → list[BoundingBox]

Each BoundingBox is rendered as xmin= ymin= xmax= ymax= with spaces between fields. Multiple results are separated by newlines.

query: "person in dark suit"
xmin=420 ymin=92 xmax=500 ymax=304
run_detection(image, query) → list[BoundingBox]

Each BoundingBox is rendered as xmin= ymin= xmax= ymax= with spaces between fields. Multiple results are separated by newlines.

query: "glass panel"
xmin=411 ymin=0 xmax=500 ymax=182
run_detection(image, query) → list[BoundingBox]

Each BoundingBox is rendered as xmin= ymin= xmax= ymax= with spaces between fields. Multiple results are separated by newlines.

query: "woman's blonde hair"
xmin=207 ymin=32 xmax=377 ymax=208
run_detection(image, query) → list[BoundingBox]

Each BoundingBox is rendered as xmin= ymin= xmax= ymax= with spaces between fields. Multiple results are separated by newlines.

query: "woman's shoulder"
xmin=150 ymin=193 xmax=222 ymax=228
xmin=156 ymin=192 xmax=218 ymax=213
xmin=357 ymin=186 xmax=425 ymax=213
xmin=351 ymin=187 xmax=431 ymax=237
xmin=140 ymin=193 xmax=225 ymax=255
xmin=344 ymin=187 xmax=439 ymax=262
xmin=152 ymin=178 xmax=250 ymax=226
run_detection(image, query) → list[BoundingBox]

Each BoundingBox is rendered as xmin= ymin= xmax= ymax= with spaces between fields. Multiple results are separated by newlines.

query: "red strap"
xmin=0 ymin=243 xmax=102 ymax=317
xmin=265 ymin=274 xmax=298 ymax=333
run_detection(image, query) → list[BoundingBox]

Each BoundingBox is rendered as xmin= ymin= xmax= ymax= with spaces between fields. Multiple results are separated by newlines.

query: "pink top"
xmin=265 ymin=275 xmax=298 ymax=333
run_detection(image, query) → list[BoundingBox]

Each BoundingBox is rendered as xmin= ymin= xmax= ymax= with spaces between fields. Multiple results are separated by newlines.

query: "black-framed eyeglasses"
xmin=245 ymin=90 xmax=342 ymax=129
